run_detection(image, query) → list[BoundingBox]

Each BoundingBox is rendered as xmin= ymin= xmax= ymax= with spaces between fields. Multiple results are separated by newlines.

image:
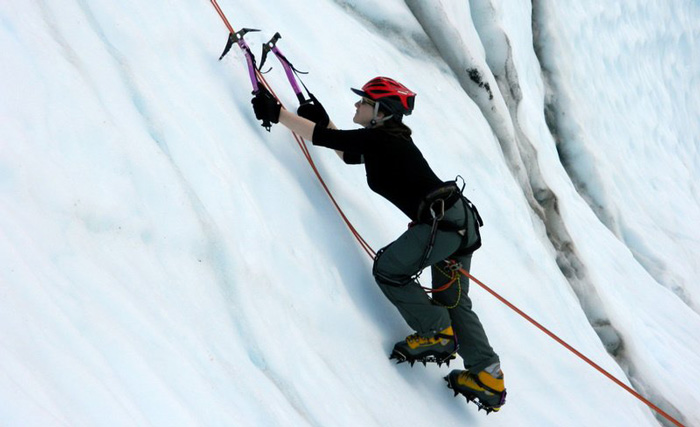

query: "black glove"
xmin=251 ymin=86 xmax=281 ymax=128
xmin=297 ymin=93 xmax=330 ymax=128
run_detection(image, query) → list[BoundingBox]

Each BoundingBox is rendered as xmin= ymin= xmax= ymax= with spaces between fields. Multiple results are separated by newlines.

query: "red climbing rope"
xmin=209 ymin=0 xmax=375 ymax=259
xmin=459 ymin=268 xmax=683 ymax=426
xmin=207 ymin=2 xmax=683 ymax=425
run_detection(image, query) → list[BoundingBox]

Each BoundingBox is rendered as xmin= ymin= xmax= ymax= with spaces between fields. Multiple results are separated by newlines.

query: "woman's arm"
xmin=279 ymin=109 xmax=316 ymax=140
xmin=278 ymin=110 xmax=344 ymax=159
xmin=326 ymin=121 xmax=344 ymax=159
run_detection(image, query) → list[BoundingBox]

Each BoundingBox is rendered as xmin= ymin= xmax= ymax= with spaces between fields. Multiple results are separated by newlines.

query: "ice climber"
xmin=251 ymin=76 xmax=507 ymax=412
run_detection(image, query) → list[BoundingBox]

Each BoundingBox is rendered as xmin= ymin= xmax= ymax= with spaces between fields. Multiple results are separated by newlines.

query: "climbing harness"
xmin=207 ymin=2 xmax=684 ymax=425
xmin=412 ymin=178 xmax=483 ymax=297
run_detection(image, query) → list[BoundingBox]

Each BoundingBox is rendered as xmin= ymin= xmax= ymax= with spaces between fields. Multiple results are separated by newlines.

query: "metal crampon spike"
xmin=472 ymin=398 xmax=496 ymax=414
xmin=389 ymin=351 xmax=407 ymax=364
xmin=390 ymin=354 xmax=406 ymax=364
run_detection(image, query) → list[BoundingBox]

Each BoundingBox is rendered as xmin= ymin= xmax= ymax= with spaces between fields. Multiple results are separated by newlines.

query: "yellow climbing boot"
xmin=390 ymin=326 xmax=457 ymax=366
xmin=445 ymin=364 xmax=506 ymax=413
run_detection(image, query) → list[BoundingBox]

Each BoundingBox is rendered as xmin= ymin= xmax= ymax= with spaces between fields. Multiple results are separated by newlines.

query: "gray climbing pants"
xmin=373 ymin=199 xmax=500 ymax=372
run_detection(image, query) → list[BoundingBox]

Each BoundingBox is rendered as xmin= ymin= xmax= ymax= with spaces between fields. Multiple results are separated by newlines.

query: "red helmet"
xmin=351 ymin=76 xmax=416 ymax=116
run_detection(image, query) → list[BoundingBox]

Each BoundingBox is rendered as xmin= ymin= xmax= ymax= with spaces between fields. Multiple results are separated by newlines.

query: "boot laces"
xmin=406 ymin=330 xmax=452 ymax=348
xmin=406 ymin=333 xmax=435 ymax=347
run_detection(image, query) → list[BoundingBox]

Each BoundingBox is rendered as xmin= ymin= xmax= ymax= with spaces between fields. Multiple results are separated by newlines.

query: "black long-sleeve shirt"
xmin=312 ymin=126 xmax=444 ymax=221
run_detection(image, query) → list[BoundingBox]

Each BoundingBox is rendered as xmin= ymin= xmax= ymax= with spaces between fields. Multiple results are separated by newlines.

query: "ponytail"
xmin=379 ymin=118 xmax=412 ymax=140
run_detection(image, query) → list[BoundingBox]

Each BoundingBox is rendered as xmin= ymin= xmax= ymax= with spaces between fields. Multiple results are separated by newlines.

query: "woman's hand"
xmin=251 ymin=86 xmax=281 ymax=128
xmin=297 ymin=93 xmax=330 ymax=128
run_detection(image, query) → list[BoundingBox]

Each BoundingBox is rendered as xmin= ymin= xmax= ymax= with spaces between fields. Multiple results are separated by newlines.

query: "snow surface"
xmin=1 ymin=0 xmax=699 ymax=426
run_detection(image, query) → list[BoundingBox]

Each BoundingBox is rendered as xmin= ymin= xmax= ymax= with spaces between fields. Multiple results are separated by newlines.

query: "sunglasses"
xmin=359 ymin=97 xmax=376 ymax=107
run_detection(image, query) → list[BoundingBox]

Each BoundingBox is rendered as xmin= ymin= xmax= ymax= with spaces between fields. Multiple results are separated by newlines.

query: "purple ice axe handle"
xmin=262 ymin=33 xmax=308 ymax=104
xmin=219 ymin=28 xmax=261 ymax=94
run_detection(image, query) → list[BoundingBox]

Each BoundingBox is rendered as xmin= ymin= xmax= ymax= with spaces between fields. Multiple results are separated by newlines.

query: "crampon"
xmin=389 ymin=348 xmax=457 ymax=367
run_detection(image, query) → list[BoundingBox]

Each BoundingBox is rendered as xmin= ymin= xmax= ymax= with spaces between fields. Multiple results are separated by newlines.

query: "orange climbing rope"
xmin=207 ymin=2 xmax=684 ymax=425
xmin=209 ymin=0 xmax=375 ymax=259
xmin=459 ymin=268 xmax=683 ymax=426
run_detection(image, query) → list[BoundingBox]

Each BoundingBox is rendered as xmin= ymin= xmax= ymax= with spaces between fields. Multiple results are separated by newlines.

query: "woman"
xmin=252 ymin=77 xmax=506 ymax=412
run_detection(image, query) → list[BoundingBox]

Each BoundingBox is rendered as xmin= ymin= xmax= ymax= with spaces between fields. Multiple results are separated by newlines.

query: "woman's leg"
xmin=431 ymin=254 xmax=500 ymax=372
xmin=373 ymin=223 xmax=458 ymax=336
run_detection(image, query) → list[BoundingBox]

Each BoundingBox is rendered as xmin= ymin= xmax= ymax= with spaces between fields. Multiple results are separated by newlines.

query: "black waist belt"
xmin=416 ymin=182 xmax=462 ymax=224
